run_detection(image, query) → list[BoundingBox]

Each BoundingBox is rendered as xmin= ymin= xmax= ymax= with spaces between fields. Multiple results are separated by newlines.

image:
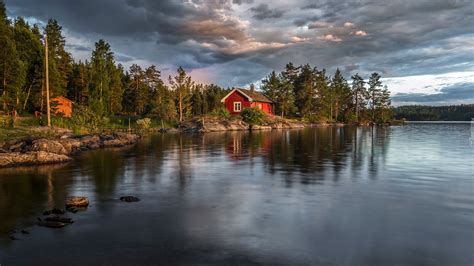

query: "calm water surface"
xmin=0 ymin=124 xmax=473 ymax=265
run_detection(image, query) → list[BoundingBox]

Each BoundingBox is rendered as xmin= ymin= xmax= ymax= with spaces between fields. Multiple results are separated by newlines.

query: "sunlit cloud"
xmin=320 ymin=34 xmax=342 ymax=42
xmin=355 ymin=30 xmax=367 ymax=36
xmin=344 ymin=21 xmax=354 ymax=28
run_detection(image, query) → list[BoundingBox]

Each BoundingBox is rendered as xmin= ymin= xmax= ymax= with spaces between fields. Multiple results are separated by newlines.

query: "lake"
xmin=0 ymin=124 xmax=473 ymax=265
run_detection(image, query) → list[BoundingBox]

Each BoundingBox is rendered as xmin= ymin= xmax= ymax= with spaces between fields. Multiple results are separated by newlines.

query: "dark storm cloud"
xmin=249 ymin=4 xmax=284 ymax=20
xmin=4 ymin=0 xmax=474 ymax=98
xmin=391 ymin=83 xmax=474 ymax=105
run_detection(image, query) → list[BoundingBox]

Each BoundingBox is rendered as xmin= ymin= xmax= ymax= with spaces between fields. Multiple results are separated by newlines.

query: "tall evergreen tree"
xmin=169 ymin=66 xmax=193 ymax=122
xmin=294 ymin=64 xmax=317 ymax=117
xmin=89 ymin=40 xmax=116 ymax=115
xmin=44 ymin=19 xmax=71 ymax=97
xmin=12 ymin=18 xmax=43 ymax=112
xmin=351 ymin=73 xmax=368 ymax=122
xmin=0 ymin=3 xmax=23 ymax=112
xmin=330 ymin=69 xmax=351 ymax=122
xmin=128 ymin=64 xmax=147 ymax=115
xmin=368 ymin=72 xmax=382 ymax=121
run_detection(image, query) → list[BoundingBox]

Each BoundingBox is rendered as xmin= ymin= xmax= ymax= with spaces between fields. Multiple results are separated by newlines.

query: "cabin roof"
xmin=221 ymin=88 xmax=273 ymax=103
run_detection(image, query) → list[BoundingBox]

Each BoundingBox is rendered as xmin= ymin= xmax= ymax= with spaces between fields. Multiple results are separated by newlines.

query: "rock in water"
xmin=65 ymin=196 xmax=89 ymax=207
xmin=119 ymin=196 xmax=140 ymax=202
xmin=45 ymin=216 xmax=74 ymax=224
xmin=37 ymin=221 xmax=67 ymax=228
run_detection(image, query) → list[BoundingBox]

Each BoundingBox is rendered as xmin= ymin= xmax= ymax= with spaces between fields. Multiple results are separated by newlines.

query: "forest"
xmin=394 ymin=105 xmax=474 ymax=121
xmin=0 ymin=1 xmax=393 ymax=129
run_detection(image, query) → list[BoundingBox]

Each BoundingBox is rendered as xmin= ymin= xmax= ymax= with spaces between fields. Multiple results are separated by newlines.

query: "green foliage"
xmin=261 ymin=70 xmax=296 ymax=118
xmin=169 ymin=66 xmax=193 ymax=122
xmin=0 ymin=115 xmax=12 ymax=128
xmin=241 ymin=107 xmax=266 ymax=128
xmin=69 ymin=105 xmax=109 ymax=133
xmin=210 ymin=106 xmax=230 ymax=118
xmin=136 ymin=118 xmax=151 ymax=131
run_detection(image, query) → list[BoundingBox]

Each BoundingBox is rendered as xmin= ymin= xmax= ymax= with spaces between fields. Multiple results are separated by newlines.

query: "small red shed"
xmin=221 ymin=88 xmax=273 ymax=115
xmin=51 ymin=96 xmax=73 ymax=118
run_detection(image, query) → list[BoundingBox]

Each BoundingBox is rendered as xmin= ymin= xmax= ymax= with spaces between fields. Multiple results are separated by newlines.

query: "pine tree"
xmin=294 ymin=64 xmax=317 ymax=118
xmin=169 ymin=66 xmax=193 ymax=122
xmin=378 ymin=85 xmax=392 ymax=122
xmin=44 ymin=19 xmax=71 ymax=97
xmin=12 ymin=18 xmax=43 ymax=112
xmin=368 ymin=72 xmax=382 ymax=122
xmin=89 ymin=40 xmax=117 ymax=115
xmin=315 ymin=69 xmax=332 ymax=120
xmin=144 ymin=65 xmax=164 ymax=114
xmin=277 ymin=72 xmax=296 ymax=118
xmin=129 ymin=64 xmax=147 ymax=115
xmin=0 ymin=4 xmax=24 ymax=113
xmin=351 ymin=73 xmax=368 ymax=122
xmin=109 ymin=63 xmax=124 ymax=114
xmin=330 ymin=69 xmax=351 ymax=122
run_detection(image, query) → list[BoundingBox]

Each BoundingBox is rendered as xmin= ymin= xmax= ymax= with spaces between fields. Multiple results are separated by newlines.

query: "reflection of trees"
xmin=0 ymin=164 xmax=73 ymax=245
xmin=79 ymin=148 xmax=126 ymax=200
xmin=222 ymin=127 xmax=391 ymax=185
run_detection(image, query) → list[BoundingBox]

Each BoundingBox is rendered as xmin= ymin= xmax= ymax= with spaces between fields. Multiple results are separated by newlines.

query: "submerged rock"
xmin=37 ymin=221 xmax=68 ymax=228
xmin=65 ymin=196 xmax=89 ymax=207
xmin=119 ymin=196 xmax=140 ymax=202
xmin=45 ymin=216 xmax=74 ymax=224
xmin=43 ymin=208 xmax=65 ymax=215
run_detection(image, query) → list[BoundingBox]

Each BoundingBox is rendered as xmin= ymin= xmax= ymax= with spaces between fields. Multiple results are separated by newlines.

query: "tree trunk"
xmin=23 ymin=81 xmax=34 ymax=110
xmin=179 ymin=92 xmax=183 ymax=122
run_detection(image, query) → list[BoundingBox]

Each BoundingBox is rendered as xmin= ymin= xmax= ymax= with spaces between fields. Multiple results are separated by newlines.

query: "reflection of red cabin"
xmin=51 ymin=96 xmax=73 ymax=118
xmin=221 ymin=88 xmax=273 ymax=115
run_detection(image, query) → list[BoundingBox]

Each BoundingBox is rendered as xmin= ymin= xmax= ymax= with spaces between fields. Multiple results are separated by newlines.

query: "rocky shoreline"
xmin=177 ymin=117 xmax=310 ymax=133
xmin=0 ymin=132 xmax=139 ymax=168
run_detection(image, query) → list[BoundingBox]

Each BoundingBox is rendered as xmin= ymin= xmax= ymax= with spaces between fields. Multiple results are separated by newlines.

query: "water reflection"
xmin=0 ymin=125 xmax=472 ymax=265
xmin=0 ymin=127 xmax=392 ymax=240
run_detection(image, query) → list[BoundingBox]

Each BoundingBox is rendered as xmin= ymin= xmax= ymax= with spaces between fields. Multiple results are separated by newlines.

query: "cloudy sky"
xmin=5 ymin=0 xmax=474 ymax=105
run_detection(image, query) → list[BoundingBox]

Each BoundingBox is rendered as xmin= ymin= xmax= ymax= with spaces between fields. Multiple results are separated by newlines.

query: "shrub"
xmin=210 ymin=107 xmax=230 ymax=119
xmin=240 ymin=107 xmax=266 ymax=129
xmin=0 ymin=115 xmax=11 ymax=128
xmin=136 ymin=118 xmax=151 ymax=131
xmin=70 ymin=105 xmax=109 ymax=133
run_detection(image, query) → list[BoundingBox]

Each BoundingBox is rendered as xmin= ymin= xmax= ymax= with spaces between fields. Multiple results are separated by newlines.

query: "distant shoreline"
xmin=405 ymin=121 xmax=473 ymax=124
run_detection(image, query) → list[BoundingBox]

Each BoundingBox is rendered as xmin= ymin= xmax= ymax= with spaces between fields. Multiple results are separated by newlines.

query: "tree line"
xmin=0 ymin=1 xmax=393 ymax=125
xmin=261 ymin=63 xmax=392 ymax=123
xmin=0 ymin=2 xmax=227 ymax=123
xmin=393 ymin=104 xmax=474 ymax=121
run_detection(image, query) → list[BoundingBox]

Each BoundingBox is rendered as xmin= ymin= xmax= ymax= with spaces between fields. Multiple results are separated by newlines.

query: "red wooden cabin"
xmin=221 ymin=88 xmax=273 ymax=115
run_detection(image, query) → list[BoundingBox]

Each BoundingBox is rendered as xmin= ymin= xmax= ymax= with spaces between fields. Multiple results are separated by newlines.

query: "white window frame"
xmin=257 ymin=103 xmax=262 ymax=109
xmin=234 ymin=102 xmax=242 ymax=112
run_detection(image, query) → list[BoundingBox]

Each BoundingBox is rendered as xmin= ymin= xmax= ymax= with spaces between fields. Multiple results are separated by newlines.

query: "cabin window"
xmin=257 ymin=104 xmax=262 ymax=109
xmin=234 ymin=102 xmax=242 ymax=112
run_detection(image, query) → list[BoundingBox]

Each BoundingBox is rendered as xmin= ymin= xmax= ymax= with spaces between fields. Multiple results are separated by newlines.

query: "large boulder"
xmin=58 ymin=138 xmax=81 ymax=154
xmin=79 ymin=135 xmax=101 ymax=149
xmin=102 ymin=133 xmax=138 ymax=147
xmin=0 ymin=151 xmax=72 ymax=168
xmin=65 ymin=196 xmax=89 ymax=207
xmin=31 ymin=139 xmax=68 ymax=155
